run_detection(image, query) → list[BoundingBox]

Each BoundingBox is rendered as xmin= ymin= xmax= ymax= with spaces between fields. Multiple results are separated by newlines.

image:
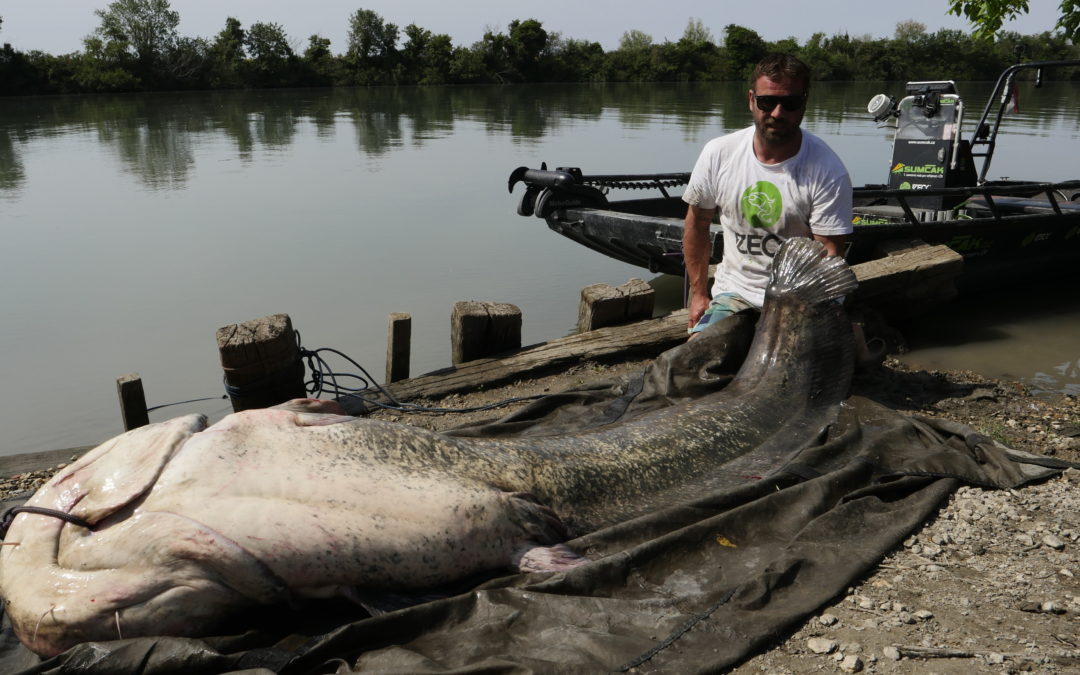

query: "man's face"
xmin=749 ymin=75 xmax=807 ymax=145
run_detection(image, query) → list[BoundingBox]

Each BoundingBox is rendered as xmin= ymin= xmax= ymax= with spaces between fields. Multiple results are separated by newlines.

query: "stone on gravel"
xmin=807 ymin=637 xmax=838 ymax=654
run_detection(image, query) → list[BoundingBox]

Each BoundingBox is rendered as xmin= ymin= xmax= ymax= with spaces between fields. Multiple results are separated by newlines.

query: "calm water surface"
xmin=2 ymin=81 xmax=1079 ymax=456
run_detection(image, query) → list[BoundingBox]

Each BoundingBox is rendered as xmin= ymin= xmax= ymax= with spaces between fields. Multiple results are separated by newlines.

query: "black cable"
xmin=296 ymin=336 xmax=546 ymax=414
xmin=146 ymin=395 xmax=228 ymax=413
xmin=141 ymin=332 xmax=545 ymax=418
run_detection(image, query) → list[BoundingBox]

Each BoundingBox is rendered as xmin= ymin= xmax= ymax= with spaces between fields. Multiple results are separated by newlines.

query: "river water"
xmin=2 ymin=80 xmax=1078 ymax=457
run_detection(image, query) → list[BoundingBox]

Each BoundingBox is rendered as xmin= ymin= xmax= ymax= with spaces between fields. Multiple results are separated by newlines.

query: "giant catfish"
xmin=0 ymin=237 xmax=857 ymax=657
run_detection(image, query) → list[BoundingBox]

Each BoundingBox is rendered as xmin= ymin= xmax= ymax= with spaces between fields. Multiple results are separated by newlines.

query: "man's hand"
xmin=688 ymin=291 xmax=711 ymax=330
xmin=683 ymin=204 xmax=716 ymax=332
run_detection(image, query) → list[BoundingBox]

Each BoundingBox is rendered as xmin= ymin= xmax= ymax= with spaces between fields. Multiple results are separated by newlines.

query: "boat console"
xmin=866 ymin=80 xmax=977 ymax=212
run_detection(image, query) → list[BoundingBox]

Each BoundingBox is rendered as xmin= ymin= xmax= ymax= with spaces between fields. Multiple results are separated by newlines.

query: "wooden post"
xmin=216 ymin=313 xmax=306 ymax=412
xmin=577 ymin=278 xmax=655 ymax=333
xmin=451 ymin=301 xmax=522 ymax=365
xmin=116 ymin=373 xmax=150 ymax=430
xmin=385 ymin=312 xmax=411 ymax=383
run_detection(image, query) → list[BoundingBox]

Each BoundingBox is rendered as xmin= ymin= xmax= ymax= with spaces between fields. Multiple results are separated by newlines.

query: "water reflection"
xmin=0 ymin=129 xmax=24 ymax=193
xmin=2 ymin=82 xmax=831 ymax=192
xmin=9 ymin=80 xmax=1075 ymax=194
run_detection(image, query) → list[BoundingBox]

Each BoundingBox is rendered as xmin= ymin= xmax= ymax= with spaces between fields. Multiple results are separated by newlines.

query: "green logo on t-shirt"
xmin=740 ymin=181 xmax=783 ymax=228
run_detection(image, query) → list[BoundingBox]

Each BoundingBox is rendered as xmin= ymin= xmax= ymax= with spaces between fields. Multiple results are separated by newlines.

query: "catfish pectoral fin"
xmin=513 ymin=542 xmax=588 ymax=573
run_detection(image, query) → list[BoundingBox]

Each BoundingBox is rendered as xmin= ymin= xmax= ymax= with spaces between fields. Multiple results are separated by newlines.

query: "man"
xmin=682 ymin=53 xmax=853 ymax=341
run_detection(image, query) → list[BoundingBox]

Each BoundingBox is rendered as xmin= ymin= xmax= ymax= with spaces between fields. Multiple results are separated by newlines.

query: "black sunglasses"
xmin=753 ymin=93 xmax=806 ymax=112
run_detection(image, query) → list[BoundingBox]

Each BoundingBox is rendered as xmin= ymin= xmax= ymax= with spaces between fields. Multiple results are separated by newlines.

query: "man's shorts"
xmin=689 ymin=292 xmax=758 ymax=335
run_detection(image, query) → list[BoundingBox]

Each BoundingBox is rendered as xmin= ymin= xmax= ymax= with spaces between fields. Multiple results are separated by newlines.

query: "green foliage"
xmin=243 ymin=22 xmax=294 ymax=87
xmin=3 ymin=7 xmax=1080 ymax=96
xmin=208 ymin=17 xmax=244 ymax=88
xmin=93 ymin=0 xmax=179 ymax=66
xmin=77 ymin=36 xmax=142 ymax=91
xmin=948 ymin=0 xmax=1030 ymax=40
xmin=949 ymin=0 xmax=1080 ymax=41
xmin=548 ymin=37 xmax=607 ymax=82
xmin=508 ymin=19 xmax=548 ymax=80
xmin=303 ymin=35 xmax=338 ymax=85
xmin=609 ymin=30 xmax=655 ymax=81
xmin=619 ymin=30 xmax=653 ymax=52
xmin=723 ymin=25 xmax=768 ymax=82
xmin=1058 ymin=0 xmax=1080 ymax=39
xmin=399 ymin=25 xmax=454 ymax=84
xmin=449 ymin=44 xmax=486 ymax=83
xmin=346 ymin=9 xmax=399 ymax=84
xmin=682 ymin=18 xmax=714 ymax=45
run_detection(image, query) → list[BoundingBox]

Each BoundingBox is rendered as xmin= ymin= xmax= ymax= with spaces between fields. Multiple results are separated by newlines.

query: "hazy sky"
xmin=0 ymin=1 xmax=1064 ymax=55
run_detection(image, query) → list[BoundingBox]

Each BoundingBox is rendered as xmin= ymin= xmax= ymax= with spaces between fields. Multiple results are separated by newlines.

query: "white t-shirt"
xmin=682 ymin=126 xmax=853 ymax=307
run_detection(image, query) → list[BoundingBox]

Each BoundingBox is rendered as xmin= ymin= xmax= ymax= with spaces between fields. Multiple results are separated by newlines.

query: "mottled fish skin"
xmin=0 ymin=238 xmax=855 ymax=657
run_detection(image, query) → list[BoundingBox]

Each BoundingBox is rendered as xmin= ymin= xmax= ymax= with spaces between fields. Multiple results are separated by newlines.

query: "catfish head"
xmin=0 ymin=415 xmax=288 ymax=657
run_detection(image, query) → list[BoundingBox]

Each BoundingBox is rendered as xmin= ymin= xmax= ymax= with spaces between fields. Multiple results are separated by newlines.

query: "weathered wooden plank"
xmin=851 ymin=245 xmax=963 ymax=300
xmin=368 ymin=309 xmax=690 ymax=405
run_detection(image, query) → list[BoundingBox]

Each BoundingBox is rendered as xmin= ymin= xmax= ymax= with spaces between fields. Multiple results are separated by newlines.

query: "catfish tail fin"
xmin=765 ymin=238 xmax=857 ymax=306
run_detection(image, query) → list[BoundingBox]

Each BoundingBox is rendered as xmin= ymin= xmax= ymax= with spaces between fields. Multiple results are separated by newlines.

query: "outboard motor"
xmin=868 ymin=81 xmax=977 ymax=210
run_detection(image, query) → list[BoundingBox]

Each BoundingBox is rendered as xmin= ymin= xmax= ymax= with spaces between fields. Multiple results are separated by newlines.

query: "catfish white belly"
xmin=0 ymin=407 xmax=574 ymax=657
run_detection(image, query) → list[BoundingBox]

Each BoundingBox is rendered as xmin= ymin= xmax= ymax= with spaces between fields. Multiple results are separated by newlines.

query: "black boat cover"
xmin=0 ymin=316 xmax=1064 ymax=675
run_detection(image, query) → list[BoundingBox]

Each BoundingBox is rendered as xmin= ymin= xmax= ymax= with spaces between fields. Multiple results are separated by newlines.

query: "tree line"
xmin=2 ymin=1 xmax=1079 ymax=97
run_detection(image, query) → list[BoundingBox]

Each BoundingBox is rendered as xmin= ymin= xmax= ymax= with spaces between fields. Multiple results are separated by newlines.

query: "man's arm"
xmin=812 ymin=232 xmax=847 ymax=257
xmin=683 ymin=204 xmax=716 ymax=329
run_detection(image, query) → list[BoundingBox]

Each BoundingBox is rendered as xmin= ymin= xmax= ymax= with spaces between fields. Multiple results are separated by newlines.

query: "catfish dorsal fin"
xmin=765 ymin=238 xmax=858 ymax=306
xmin=31 ymin=415 xmax=206 ymax=524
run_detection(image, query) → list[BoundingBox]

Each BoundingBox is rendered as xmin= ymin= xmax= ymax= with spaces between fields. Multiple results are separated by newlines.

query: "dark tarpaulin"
xmin=0 ymin=316 xmax=1062 ymax=675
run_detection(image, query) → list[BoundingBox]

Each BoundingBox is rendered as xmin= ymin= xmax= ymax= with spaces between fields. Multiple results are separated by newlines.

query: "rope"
xmin=0 ymin=506 xmax=93 ymax=539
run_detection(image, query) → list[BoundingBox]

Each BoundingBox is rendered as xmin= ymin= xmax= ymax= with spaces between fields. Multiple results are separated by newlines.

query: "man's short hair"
xmin=750 ymin=54 xmax=811 ymax=92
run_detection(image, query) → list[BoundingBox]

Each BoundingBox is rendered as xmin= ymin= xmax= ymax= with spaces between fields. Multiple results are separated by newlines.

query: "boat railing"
xmin=855 ymin=180 xmax=1080 ymax=224
xmin=969 ymin=59 xmax=1080 ymax=183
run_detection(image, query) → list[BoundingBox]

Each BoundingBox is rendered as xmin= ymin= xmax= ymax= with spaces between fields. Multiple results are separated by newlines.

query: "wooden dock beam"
xmin=851 ymin=243 xmax=963 ymax=318
xmin=216 ymin=313 xmax=306 ymax=412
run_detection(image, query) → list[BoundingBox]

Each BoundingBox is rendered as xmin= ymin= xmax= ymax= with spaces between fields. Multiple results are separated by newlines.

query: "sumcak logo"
xmin=740 ymin=181 xmax=783 ymax=228
xmin=891 ymin=162 xmax=944 ymax=175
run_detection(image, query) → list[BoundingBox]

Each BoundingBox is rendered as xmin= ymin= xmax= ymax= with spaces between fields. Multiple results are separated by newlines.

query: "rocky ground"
xmin=2 ymin=356 xmax=1078 ymax=674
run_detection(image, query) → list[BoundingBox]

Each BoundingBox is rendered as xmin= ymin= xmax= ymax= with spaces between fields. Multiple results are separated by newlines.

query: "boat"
xmin=507 ymin=61 xmax=1080 ymax=295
